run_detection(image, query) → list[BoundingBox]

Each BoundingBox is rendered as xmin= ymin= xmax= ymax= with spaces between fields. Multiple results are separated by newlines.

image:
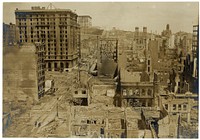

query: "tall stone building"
xmin=15 ymin=6 xmax=80 ymax=71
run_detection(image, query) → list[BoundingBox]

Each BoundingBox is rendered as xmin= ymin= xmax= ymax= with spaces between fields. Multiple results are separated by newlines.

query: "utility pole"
xmin=177 ymin=113 xmax=181 ymax=138
xmin=57 ymin=97 xmax=59 ymax=117
xmin=77 ymin=26 xmax=81 ymax=87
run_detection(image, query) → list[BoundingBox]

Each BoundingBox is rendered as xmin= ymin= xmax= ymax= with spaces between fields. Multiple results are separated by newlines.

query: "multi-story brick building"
xmin=15 ymin=6 xmax=80 ymax=71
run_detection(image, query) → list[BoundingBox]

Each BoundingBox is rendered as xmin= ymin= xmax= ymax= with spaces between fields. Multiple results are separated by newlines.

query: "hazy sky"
xmin=3 ymin=2 xmax=199 ymax=33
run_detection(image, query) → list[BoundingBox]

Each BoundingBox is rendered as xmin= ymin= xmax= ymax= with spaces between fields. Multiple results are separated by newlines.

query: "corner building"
xmin=15 ymin=6 xmax=80 ymax=71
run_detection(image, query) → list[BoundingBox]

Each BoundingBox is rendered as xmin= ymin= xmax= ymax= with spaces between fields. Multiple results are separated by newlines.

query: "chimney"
xmin=166 ymin=24 xmax=170 ymax=30
xmin=143 ymin=27 xmax=147 ymax=33
xmin=135 ymin=27 xmax=139 ymax=32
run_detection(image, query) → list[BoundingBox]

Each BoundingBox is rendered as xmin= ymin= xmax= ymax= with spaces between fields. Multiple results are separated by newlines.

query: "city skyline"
xmin=3 ymin=2 xmax=199 ymax=33
xmin=3 ymin=1 xmax=199 ymax=138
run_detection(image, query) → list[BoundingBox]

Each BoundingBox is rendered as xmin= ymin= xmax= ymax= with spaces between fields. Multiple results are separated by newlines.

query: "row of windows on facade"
xmin=192 ymin=35 xmax=198 ymax=40
xmin=134 ymin=39 xmax=147 ymax=44
xmin=18 ymin=21 xmax=78 ymax=25
xmin=20 ymin=32 xmax=77 ymax=37
xmin=19 ymin=26 xmax=77 ymax=31
xmin=79 ymin=119 xmax=104 ymax=126
xmin=47 ymin=62 xmax=69 ymax=68
xmin=193 ymin=25 xmax=198 ymax=30
xmin=122 ymin=88 xmax=153 ymax=96
xmin=27 ymin=35 xmax=69 ymax=40
xmin=46 ymin=52 xmax=69 ymax=55
xmin=17 ymin=14 xmax=77 ymax=19
xmin=124 ymin=99 xmax=152 ymax=107
xmin=19 ymin=32 xmax=76 ymax=38
xmin=192 ymin=47 xmax=197 ymax=51
xmin=18 ymin=21 xmax=76 ymax=26
xmin=192 ymin=41 xmax=198 ymax=46
xmin=19 ymin=32 xmax=78 ymax=39
xmin=19 ymin=39 xmax=71 ymax=44
xmin=45 ymin=56 xmax=69 ymax=59
xmin=164 ymin=104 xmax=188 ymax=111
xmin=18 ymin=18 xmax=71 ymax=21
xmin=157 ymin=71 xmax=170 ymax=75
xmin=22 ymin=44 xmax=72 ymax=51
xmin=74 ymin=90 xmax=86 ymax=95
xmin=46 ymin=47 xmax=68 ymax=51
xmin=19 ymin=37 xmax=77 ymax=44
xmin=28 ymin=31 xmax=69 ymax=34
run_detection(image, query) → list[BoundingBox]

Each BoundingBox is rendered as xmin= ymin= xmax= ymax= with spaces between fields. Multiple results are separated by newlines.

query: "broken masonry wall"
xmin=71 ymin=106 xmax=142 ymax=138
xmin=158 ymin=115 xmax=179 ymax=138
xmin=90 ymin=84 xmax=116 ymax=106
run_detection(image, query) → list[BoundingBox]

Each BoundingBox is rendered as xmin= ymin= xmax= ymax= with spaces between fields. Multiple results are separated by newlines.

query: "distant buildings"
xmin=161 ymin=24 xmax=172 ymax=38
xmin=3 ymin=22 xmax=16 ymax=46
xmin=78 ymin=15 xmax=92 ymax=28
xmin=15 ymin=6 xmax=80 ymax=71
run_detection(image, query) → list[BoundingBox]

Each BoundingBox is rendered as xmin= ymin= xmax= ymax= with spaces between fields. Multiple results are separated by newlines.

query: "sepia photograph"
xmin=2 ymin=1 xmax=199 ymax=138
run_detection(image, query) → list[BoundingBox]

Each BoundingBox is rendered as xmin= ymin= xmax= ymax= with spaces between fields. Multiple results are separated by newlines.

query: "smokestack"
xmin=143 ymin=27 xmax=147 ymax=33
xmin=166 ymin=24 xmax=170 ymax=30
xmin=135 ymin=27 xmax=139 ymax=32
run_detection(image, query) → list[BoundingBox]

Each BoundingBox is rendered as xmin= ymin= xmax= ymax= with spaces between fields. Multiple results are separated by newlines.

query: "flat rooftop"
xmin=15 ymin=6 xmax=77 ymax=15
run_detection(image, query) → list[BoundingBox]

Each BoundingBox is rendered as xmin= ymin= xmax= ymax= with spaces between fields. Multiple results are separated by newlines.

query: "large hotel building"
xmin=15 ymin=6 xmax=80 ymax=71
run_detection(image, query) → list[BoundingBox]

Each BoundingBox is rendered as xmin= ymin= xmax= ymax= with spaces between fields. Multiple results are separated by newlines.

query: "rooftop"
xmin=78 ymin=15 xmax=92 ymax=19
xmin=15 ymin=6 xmax=77 ymax=15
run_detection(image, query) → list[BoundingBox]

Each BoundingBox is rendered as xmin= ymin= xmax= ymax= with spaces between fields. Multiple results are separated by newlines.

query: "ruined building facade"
xmin=15 ymin=6 xmax=80 ymax=71
xmin=192 ymin=24 xmax=198 ymax=79
xmin=3 ymin=42 xmax=45 ymax=103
